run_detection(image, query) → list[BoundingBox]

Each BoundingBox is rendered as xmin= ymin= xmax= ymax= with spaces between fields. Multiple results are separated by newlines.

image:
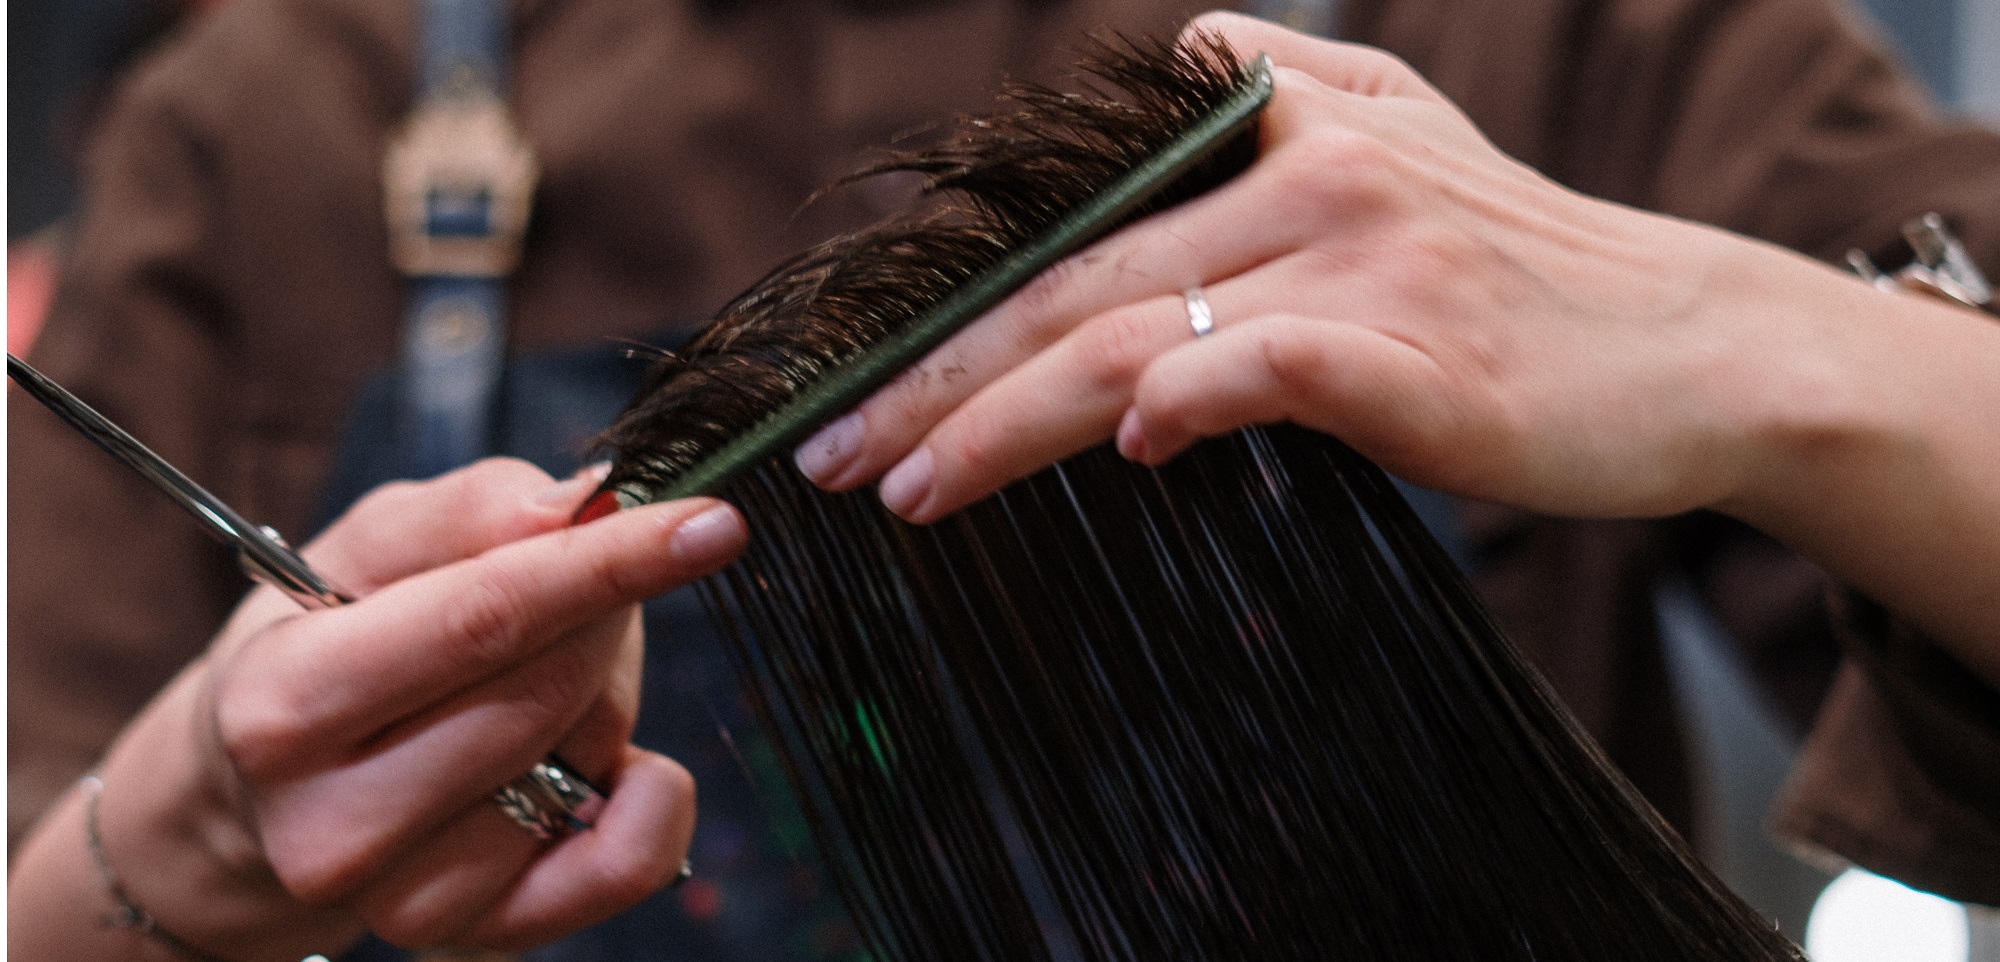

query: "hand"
xmin=790 ymin=12 xmax=1874 ymax=524
xmin=17 ymin=459 xmax=748 ymax=960
xmin=789 ymin=11 xmax=2000 ymax=682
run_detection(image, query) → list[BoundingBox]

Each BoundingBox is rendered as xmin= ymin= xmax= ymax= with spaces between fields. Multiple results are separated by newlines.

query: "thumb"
xmin=304 ymin=459 xmax=608 ymax=596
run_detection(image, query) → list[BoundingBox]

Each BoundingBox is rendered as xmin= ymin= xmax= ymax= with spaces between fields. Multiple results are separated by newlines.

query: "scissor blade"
xmin=8 ymin=353 xmax=348 ymax=608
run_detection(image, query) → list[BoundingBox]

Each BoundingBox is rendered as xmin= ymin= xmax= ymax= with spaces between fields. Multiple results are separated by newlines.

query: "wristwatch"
xmin=1847 ymin=212 xmax=1994 ymax=314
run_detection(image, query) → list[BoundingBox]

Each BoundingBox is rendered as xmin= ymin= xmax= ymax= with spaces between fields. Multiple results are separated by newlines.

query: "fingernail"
xmin=671 ymin=504 xmax=747 ymax=565
xmin=879 ymin=447 xmax=934 ymax=519
xmin=794 ymin=412 xmax=865 ymax=486
xmin=534 ymin=472 xmax=598 ymax=507
xmin=1115 ymin=408 xmax=1148 ymax=463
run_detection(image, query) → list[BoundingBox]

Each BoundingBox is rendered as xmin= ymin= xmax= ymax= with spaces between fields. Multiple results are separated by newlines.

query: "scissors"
xmin=9 ymin=353 xmax=350 ymax=608
xmin=8 ymin=352 xmax=610 ymax=840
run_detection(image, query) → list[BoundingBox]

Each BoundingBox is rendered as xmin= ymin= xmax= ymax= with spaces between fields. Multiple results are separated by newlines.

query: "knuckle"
xmin=511 ymin=658 xmax=593 ymax=731
xmin=1008 ymin=254 xmax=1083 ymax=344
xmin=338 ymin=478 xmax=425 ymax=530
xmin=1271 ymin=130 xmax=1398 ymax=219
xmin=1181 ymin=10 xmax=1231 ymax=36
xmin=440 ymin=570 xmax=533 ymax=673
xmin=574 ymin=526 xmax=654 ymax=601
xmin=1349 ymin=44 xmax=1418 ymax=81
xmin=266 ymin=829 xmax=380 ymax=907
xmin=356 ymin=477 xmax=425 ymax=509
xmin=491 ymin=458 xmax=559 ymax=495
xmin=657 ymin=756 xmax=698 ymax=811
xmin=940 ymin=414 xmax=1011 ymax=482
xmin=1259 ymin=323 xmax=1336 ymax=398
xmin=213 ymin=675 xmax=316 ymax=781
xmin=1073 ymin=308 xmax=1158 ymax=394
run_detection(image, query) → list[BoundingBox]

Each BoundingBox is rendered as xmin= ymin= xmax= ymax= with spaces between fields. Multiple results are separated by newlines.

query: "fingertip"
xmin=1119 ymin=407 xmax=1194 ymax=467
xmin=666 ymin=500 xmax=748 ymax=569
xmin=470 ymin=747 xmax=697 ymax=946
xmin=794 ymin=410 xmax=867 ymax=490
xmin=1115 ymin=408 xmax=1149 ymax=463
xmin=878 ymin=447 xmax=936 ymax=522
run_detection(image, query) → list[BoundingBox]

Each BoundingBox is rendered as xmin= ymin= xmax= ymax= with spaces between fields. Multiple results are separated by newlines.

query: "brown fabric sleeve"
xmin=1351 ymin=0 xmax=2000 ymax=276
xmin=7 ymin=54 xmax=250 ymax=853
xmin=1772 ymin=593 xmax=2000 ymax=908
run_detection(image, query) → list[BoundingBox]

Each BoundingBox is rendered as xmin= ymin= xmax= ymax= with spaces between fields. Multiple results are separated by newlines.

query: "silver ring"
xmin=493 ymin=755 xmax=606 ymax=841
xmin=1184 ymin=287 xmax=1214 ymax=338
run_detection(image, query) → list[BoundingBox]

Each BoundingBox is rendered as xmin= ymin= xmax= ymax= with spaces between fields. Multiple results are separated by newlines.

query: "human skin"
xmin=8 ymin=459 xmax=748 ymax=960
xmin=794 ymin=11 xmax=2000 ymax=684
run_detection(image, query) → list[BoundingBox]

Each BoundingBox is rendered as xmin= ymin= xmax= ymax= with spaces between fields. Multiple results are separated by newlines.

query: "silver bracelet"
xmin=80 ymin=773 xmax=242 ymax=962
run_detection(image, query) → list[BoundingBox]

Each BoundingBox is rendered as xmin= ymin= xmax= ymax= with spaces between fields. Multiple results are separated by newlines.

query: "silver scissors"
xmin=8 ymin=352 xmax=611 ymax=839
xmin=9 ymin=353 xmax=349 ymax=608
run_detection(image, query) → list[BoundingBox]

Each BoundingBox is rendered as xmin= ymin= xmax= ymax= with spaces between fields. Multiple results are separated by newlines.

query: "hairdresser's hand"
xmin=9 ymin=459 xmax=746 ymax=961
xmin=797 ymin=11 xmax=1846 ymax=523
xmin=793 ymin=12 xmax=2000 ymax=676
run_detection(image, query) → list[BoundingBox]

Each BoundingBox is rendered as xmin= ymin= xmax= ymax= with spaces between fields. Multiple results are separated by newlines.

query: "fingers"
xmin=793 ymin=120 xmax=1327 ymax=495
xmin=350 ymin=746 xmax=695 ymax=950
xmin=307 ymin=459 xmax=609 ymax=597
xmin=1120 ymin=313 xmax=1476 ymax=486
xmin=462 ymin=747 xmax=697 ymax=948
xmin=246 ymin=605 xmax=638 ymax=901
xmin=346 ymin=799 xmax=545 ymax=946
xmin=222 ymin=498 xmax=745 ymax=752
xmin=790 ymin=46 xmax=1444 ymax=511
xmin=872 ymin=291 xmax=1183 ymax=520
xmin=226 ymin=497 xmax=736 ymax=902
xmin=878 ymin=279 xmax=1285 ymax=521
xmin=213 ymin=459 xmax=605 ymax=648
xmin=873 ymin=295 xmax=1466 ymax=524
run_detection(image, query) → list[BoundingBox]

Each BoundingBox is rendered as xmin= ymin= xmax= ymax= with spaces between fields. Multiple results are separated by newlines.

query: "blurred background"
xmin=11 ymin=0 xmax=1999 ymax=243
xmin=8 ymin=0 xmax=1997 ymax=343
xmin=8 ymin=0 xmax=1999 ymax=957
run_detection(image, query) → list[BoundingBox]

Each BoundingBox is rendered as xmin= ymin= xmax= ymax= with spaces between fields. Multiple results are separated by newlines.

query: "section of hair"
xmin=597 ymin=33 xmax=1807 ymax=962
xmin=710 ymin=427 xmax=1805 ymax=961
xmin=592 ymin=33 xmax=1258 ymax=498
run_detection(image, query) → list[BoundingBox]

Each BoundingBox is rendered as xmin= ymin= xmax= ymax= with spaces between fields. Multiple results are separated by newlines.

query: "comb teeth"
xmin=590 ymin=34 xmax=1272 ymax=508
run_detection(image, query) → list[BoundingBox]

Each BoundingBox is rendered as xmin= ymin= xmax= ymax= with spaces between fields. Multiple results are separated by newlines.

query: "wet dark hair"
xmin=597 ymin=34 xmax=1806 ymax=962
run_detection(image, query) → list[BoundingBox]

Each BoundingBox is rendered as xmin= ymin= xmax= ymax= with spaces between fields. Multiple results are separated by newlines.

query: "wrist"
xmin=93 ymin=664 xmax=363 ymax=962
xmin=1701 ymin=245 xmax=2000 ymax=679
xmin=1692 ymin=240 xmax=1907 ymax=526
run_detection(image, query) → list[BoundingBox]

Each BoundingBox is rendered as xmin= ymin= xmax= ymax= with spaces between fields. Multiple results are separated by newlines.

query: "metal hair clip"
xmin=9 ymin=353 xmax=606 ymax=841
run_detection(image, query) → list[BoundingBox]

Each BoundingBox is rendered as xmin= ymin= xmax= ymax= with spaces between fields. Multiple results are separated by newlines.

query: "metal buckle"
xmin=383 ymin=68 xmax=538 ymax=278
xmin=1846 ymin=213 xmax=1994 ymax=312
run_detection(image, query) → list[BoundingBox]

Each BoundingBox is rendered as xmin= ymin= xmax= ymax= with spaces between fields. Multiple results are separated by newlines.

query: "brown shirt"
xmin=11 ymin=0 xmax=2000 ymax=904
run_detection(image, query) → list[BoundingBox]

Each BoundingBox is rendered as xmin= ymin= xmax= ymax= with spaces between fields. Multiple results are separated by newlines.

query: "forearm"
xmin=1713 ymin=255 xmax=2000 ymax=686
xmin=8 ymin=665 xmax=360 ymax=962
